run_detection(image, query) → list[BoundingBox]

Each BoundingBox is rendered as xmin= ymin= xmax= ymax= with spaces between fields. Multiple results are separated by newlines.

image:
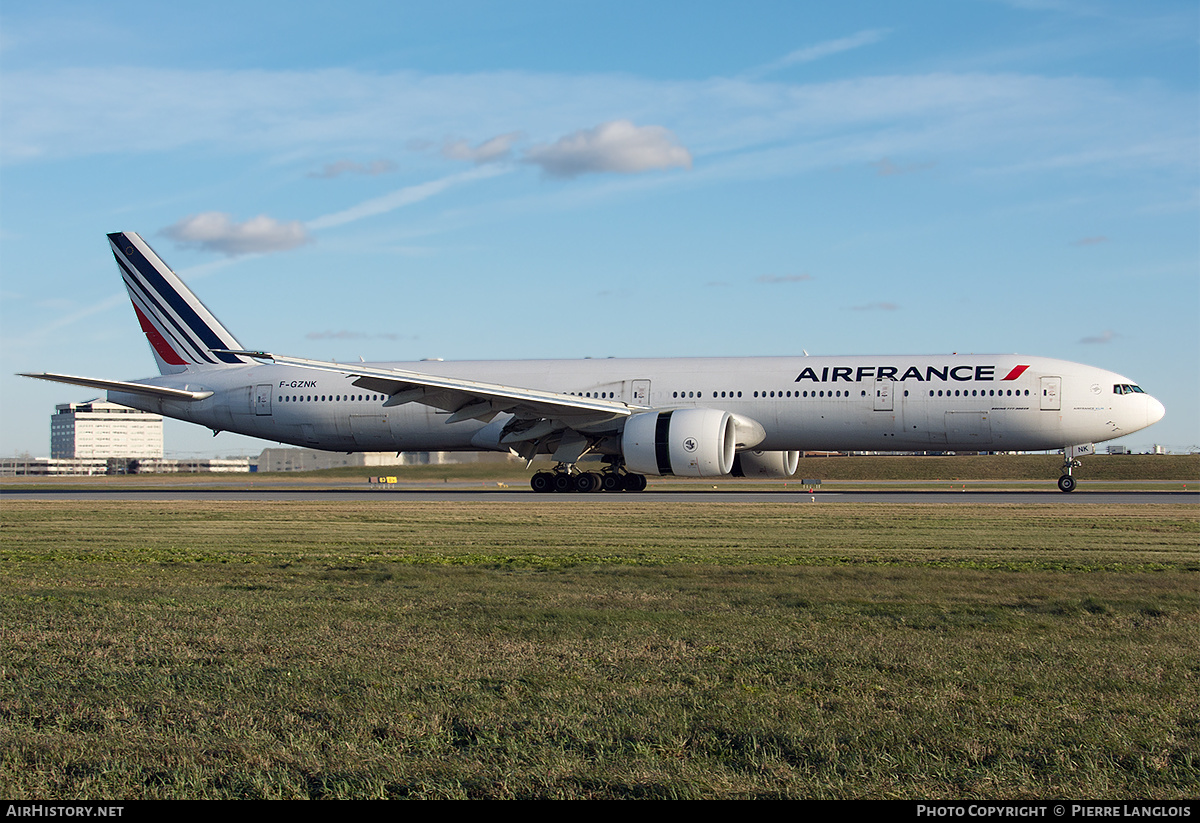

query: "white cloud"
xmin=1080 ymin=329 xmax=1119 ymax=344
xmin=2 ymin=67 xmax=1192 ymax=186
xmin=161 ymin=213 xmax=310 ymax=256
xmin=308 ymin=159 xmax=396 ymax=178
xmin=26 ymin=292 xmax=127 ymax=342
xmin=745 ymin=29 xmax=890 ymax=79
xmin=871 ymin=157 xmax=936 ymax=177
xmin=306 ymin=330 xmax=406 ymax=341
xmin=306 ymin=165 xmax=508 ymax=231
xmin=524 ymin=121 xmax=692 ymax=178
xmin=756 ymin=273 xmax=813 ymax=284
xmin=442 ymin=132 xmax=523 ymax=164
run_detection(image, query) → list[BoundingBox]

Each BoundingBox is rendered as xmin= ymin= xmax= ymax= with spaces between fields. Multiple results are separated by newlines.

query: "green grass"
xmin=1 ymin=501 xmax=1196 ymax=799
xmin=788 ymin=454 xmax=1199 ymax=482
xmin=3 ymin=453 xmax=1197 ymax=487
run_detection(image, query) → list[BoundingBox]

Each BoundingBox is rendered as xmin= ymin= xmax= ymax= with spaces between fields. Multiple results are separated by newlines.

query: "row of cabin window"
xmin=278 ymin=394 xmax=386 ymax=403
xmin=929 ymin=388 xmax=1031 ymax=397
xmin=278 ymin=387 xmax=1034 ymax=405
xmin=670 ymin=388 xmax=1033 ymax=400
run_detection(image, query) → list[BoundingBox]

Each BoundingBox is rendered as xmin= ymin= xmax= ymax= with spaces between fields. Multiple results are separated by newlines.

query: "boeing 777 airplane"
xmin=23 ymin=232 xmax=1165 ymax=492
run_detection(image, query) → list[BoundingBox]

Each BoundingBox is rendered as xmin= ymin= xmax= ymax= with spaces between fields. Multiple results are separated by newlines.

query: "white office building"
xmin=50 ymin=400 xmax=164 ymax=459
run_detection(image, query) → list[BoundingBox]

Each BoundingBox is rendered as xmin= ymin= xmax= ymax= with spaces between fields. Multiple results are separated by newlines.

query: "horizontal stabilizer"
xmin=19 ymin=372 xmax=214 ymax=401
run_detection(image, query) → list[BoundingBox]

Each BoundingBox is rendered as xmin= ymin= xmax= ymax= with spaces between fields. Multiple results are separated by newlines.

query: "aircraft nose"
xmin=1146 ymin=395 xmax=1166 ymax=426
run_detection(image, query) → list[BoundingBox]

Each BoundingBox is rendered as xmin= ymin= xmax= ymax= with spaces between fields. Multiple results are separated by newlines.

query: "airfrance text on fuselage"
xmin=795 ymin=365 xmax=1028 ymax=384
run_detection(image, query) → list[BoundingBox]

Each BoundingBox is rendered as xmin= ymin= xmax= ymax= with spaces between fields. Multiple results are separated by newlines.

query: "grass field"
xmin=1 ymin=499 xmax=1196 ymax=799
xmin=4 ymin=453 xmax=1198 ymax=488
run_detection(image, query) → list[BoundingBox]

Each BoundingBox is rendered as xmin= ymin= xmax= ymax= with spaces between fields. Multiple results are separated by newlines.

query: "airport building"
xmin=255 ymin=448 xmax=467 ymax=472
xmin=0 ymin=456 xmax=252 ymax=476
xmin=0 ymin=399 xmax=517 ymax=476
xmin=50 ymin=400 xmax=164 ymax=460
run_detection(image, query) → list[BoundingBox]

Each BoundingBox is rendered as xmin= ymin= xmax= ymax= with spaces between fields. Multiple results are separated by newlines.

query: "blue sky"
xmin=2 ymin=0 xmax=1196 ymax=457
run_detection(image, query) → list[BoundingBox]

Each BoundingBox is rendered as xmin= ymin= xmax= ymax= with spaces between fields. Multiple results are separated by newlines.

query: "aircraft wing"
xmin=19 ymin=372 xmax=215 ymax=401
xmin=218 ymin=350 xmax=639 ymax=443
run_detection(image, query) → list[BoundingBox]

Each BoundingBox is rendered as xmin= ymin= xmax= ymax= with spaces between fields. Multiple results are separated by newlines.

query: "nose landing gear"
xmin=1057 ymin=443 xmax=1093 ymax=492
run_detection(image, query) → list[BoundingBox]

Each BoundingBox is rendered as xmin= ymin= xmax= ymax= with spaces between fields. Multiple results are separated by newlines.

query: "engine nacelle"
xmin=622 ymin=409 xmax=736 ymax=477
xmin=731 ymin=450 xmax=800 ymax=478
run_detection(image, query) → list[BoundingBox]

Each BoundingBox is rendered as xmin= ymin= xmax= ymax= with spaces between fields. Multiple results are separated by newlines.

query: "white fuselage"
xmin=109 ymin=353 xmax=1165 ymax=455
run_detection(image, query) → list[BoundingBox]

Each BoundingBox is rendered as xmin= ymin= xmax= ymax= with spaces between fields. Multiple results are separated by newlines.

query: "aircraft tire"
xmin=622 ymin=473 xmax=648 ymax=492
xmin=601 ymin=473 xmax=624 ymax=493
xmin=1057 ymin=475 xmax=1077 ymax=493
xmin=552 ymin=472 xmax=576 ymax=493
xmin=574 ymin=472 xmax=602 ymax=493
xmin=530 ymin=472 xmax=554 ymax=493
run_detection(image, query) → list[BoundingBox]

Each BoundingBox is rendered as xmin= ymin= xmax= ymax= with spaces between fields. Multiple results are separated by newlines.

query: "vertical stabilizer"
xmin=108 ymin=232 xmax=252 ymax=375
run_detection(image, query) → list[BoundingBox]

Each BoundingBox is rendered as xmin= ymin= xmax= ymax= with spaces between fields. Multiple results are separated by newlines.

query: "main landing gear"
xmin=530 ymin=465 xmax=648 ymax=493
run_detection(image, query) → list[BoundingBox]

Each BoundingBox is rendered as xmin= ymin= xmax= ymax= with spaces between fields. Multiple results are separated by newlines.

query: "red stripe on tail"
xmin=133 ymin=304 xmax=187 ymax=366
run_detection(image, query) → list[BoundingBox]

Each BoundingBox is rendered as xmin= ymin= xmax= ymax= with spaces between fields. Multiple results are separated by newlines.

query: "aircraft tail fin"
xmin=108 ymin=231 xmax=253 ymax=374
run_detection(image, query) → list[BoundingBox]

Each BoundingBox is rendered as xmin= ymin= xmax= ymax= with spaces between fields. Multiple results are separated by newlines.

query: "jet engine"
xmin=731 ymin=449 xmax=800 ymax=478
xmin=622 ymin=409 xmax=736 ymax=477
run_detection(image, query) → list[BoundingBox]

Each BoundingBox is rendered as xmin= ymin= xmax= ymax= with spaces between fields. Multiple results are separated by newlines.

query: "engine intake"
xmin=622 ymin=409 xmax=736 ymax=477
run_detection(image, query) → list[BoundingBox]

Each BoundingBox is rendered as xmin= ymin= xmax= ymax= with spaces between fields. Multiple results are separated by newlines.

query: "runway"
xmin=2 ymin=485 xmax=1194 ymax=504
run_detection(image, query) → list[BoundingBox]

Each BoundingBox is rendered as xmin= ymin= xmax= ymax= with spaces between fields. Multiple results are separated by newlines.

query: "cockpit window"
xmin=1113 ymin=384 xmax=1145 ymax=395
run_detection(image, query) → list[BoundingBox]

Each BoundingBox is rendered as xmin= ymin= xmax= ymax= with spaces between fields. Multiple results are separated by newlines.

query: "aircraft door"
xmin=630 ymin=379 xmax=650 ymax=406
xmin=1040 ymin=376 xmax=1061 ymax=411
xmin=254 ymin=384 xmax=273 ymax=416
xmin=873 ymin=378 xmax=894 ymax=411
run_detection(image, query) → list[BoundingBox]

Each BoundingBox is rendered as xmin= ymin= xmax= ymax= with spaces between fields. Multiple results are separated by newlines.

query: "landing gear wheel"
xmin=552 ymin=472 xmax=576 ymax=493
xmin=1057 ymin=475 xmax=1077 ymax=493
xmin=622 ymin=473 xmax=648 ymax=492
xmin=530 ymin=472 xmax=554 ymax=493
xmin=601 ymin=473 xmax=624 ymax=493
xmin=574 ymin=472 xmax=602 ymax=493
